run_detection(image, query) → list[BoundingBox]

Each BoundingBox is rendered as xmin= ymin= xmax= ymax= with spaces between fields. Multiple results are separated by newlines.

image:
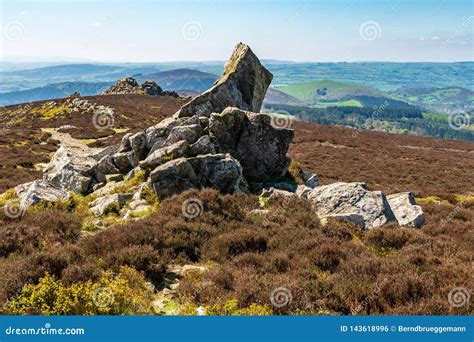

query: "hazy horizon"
xmin=1 ymin=0 xmax=473 ymax=63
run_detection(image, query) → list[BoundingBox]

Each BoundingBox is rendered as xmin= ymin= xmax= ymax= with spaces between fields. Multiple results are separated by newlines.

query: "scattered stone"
xmin=15 ymin=180 xmax=69 ymax=209
xmin=175 ymin=42 xmax=273 ymax=117
xmin=43 ymin=146 xmax=97 ymax=193
xmin=387 ymin=192 xmax=425 ymax=228
xmin=89 ymin=193 xmax=133 ymax=216
xmin=298 ymin=182 xmax=395 ymax=229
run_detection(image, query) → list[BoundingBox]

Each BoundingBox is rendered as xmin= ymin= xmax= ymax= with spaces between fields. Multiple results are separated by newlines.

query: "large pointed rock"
xmin=298 ymin=182 xmax=395 ymax=229
xmin=175 ymin=43 xmax=272 ymax=118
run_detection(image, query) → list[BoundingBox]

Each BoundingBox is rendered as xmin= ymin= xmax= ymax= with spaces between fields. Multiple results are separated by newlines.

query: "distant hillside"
xmin=1 ymin=64 xmax=121 ymax=78
xmin=263 ymin=88 xmax=306 ymax=106
xmin=276 ymin=80 xmax=384 ymax=106
xmin=137 ymin=69 xmax=218 ymax=92
xmin=393 ymin=86 xmax=474 ymax=113
xmin=0 ymin=82 xmax=112 ymax=106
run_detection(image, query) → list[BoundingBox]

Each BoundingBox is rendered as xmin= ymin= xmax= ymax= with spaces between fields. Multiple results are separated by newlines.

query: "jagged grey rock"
xmin=175 ymin=43 xmax=273 ymax=118
xmin=118 ymin=133 xmax=133 ymax=153
xmin=129 ymin=131 xmax=148 ymax=160
xmin=188 ymin=153 xmax=246 ymax=193
xmin=298 ymin=182 xmax=395 ymax=229
xmin=150 ymin=158 xmax=198 ymax=199
xmin=387 ymin=192 xmax=425 ymax=228
xmin=97 ymin=155 xmax=120 ymax=175
xmin=189 ymin=135 xmax=217 ymax=156
xmin=162 ymin=124 xmax=203 ymax=147
xmin=15 ymin=180 xmax=70 ymax=209
xmin=112 ymin=151 xmax=139 ymax=173
xmin=125 ymin=166 xmax=142 ymax=181
xmin=140 ymin=140 xmax=189 ymax=169
xmin=209 ymin=108 xmax=294 ymax=182
xmin=43 ymin=146 xmax=97 ymax=193
xmin=89 ymin=193 xmax=133 ymax=216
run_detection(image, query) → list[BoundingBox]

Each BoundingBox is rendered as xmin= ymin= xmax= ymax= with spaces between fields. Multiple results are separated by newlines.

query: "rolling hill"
xmin=0 ymin=81 xmax=113 ymax=106
xmin=136 ymin=69 xmax=218 ymax=92
xmin=275 ymin=79 xmax=385 ymax=106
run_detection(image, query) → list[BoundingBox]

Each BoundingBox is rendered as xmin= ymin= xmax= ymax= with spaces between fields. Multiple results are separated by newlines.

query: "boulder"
xmin=187 ymin=153 xmax=246 ymax=193
xmin=150 ymin=158 xmax=199 ymax=199
xmin=129 ymin=131 xmax=148 ymax=160
xmin=89 ymin=193 xmax=132 ymax=216
xmin=162 ymin=124 xmax=203 ymax=147
xmin=141 ymin=81 xmax=163 ymax=96
xmin=175 ymin=43 xmax=272 ymax=118
xmin=189 ymin=135 xmax=217 ymax=156
xmin=387 ymin=192 xmax=425 ymax=228
xmin=97 ymin=155 xmax=120 ymax=175
xmin=43 ymin=146 xmax=97 ymax=193
xmin=118 ymin=133 xmax=133 ymax=153
xmin=112 ymin=151 xmax=139 ymax=174
xmin=298 ymin=182 xmax=395 ymax=229
xmin=140 ymin=140 xmax=189 ymax=169
xmin=209 ymin=108 xmax=293 ymax=182
xmin=15 ymin=180 xmax=70 ymax=208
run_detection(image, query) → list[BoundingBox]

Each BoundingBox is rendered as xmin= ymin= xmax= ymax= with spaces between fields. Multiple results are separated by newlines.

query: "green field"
xmin=275 ymin=79 xmax=383 ymax=105
xmin=311 ymin=99 xmax=363 ymax=108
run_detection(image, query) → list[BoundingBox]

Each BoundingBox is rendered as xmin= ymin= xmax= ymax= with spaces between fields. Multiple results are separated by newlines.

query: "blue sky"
xmin=1 ymin=0 xmax=473 ymax=62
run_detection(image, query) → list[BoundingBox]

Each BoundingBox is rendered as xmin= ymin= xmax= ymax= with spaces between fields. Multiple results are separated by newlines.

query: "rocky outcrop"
xmin=102 ymin=77 xmax=178 ymax=97
xmin=209 ymin=107 xmax=294 ymax=182
xmin=15 ymin=180 xmax=69 ymax=208
xmin=102 ymin=77 xmax=144 ymax=95
xmin=175 ymin=42 xmax=272 ymax=118
xmin=297 ymin=182 xmax=395 ymax=229
xmin=10 ymin=42 xmax=424 ymax=230
xmin=89 ymin=193 xmax=132 ymax=216
xmin=387 ymin=192 xmax=425 ymax=228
